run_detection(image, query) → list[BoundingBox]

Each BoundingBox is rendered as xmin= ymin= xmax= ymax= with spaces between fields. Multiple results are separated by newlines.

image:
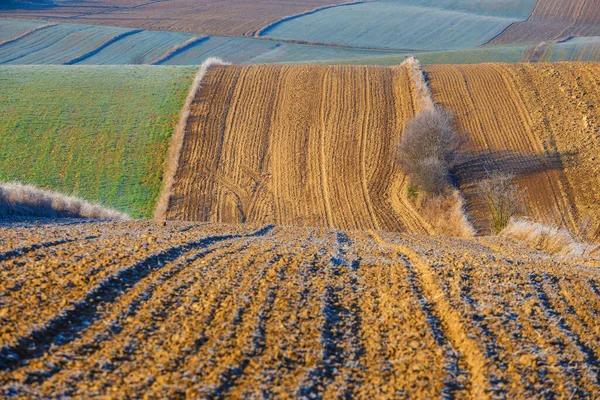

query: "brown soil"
xmin=426 ymin=62 xmax=600 ymax=235
xmin=490 ymin=0 xmax=600 ymax=45
xmin=0 ymin=0 xmax=349 ymax=37
xmin=165 ymin=64 xmax=431 ymax=234
xmin=0 ymin=219 xmax=598 ymax=398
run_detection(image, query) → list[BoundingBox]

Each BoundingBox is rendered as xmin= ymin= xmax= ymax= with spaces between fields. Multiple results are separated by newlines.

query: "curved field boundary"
xmin=163 ymin=64 xmax=430 ymax=233
xmin=254 ymin=0 xmax=365 ymax=37
xmin=151 ymin=36 xmax=209 ymax=65
xmin=490 ymin=0 xmax=600 ymax=44
xmin=0 ymin=23 xmax=56 ymax=48
xmin=63 ymin=29 xmax=142 ymax=65
xmin=154 ymin=58 xmax=229 ymax=221
xmin=426 ymin=62 xmax=600 ymax=234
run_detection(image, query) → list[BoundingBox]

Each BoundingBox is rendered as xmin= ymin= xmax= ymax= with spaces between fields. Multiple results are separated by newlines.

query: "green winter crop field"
xmin=0 ymin=65 xmax=194 ymax=218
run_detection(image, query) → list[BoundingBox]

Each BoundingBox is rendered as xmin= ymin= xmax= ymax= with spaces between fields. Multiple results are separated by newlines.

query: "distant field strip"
xmin=2 ymin=19 xmax=600 ymax=66
xmin=0 ymin=66 xmax=194 ymax=218
xmin=0 ymin=221 xmax=599 ymax=397
xmin=491 ymin=0 xmax=600 ymax=44
xmin=0 ymin=0 xmax=351 ymax=37
xmin=165 ymin=64 xmax=429 ymax=233
xmin=426 ymin=63 xmax=600 ymax=233
xmin=259 ymin=0 xmax=535 ymax=51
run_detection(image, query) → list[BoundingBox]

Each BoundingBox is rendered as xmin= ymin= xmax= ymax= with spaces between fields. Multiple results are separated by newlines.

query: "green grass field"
xmin=0 ymin=65 xmax=195 ymax=218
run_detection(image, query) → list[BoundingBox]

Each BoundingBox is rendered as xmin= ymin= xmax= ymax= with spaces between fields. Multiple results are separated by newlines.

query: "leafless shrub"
xmin=130 ymin=54 xmax=146 ymax=65
xmin=154 ymin=57 xmax=229 ymax=220
xmin=477 ymin=172 xmax=526 ymax=234
xmin=0 ymin=182 xmax=129 ymax=220
xmin=398 ymin=106 xmax=463 ymax=195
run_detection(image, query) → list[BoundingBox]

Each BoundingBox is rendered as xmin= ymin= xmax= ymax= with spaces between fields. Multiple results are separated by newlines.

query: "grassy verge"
xmin=0 ymin=65 xmax=195 ymax=218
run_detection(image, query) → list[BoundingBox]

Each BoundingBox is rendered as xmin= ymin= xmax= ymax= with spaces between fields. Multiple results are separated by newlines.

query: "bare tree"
xmin=477 ymin=172 xmax=525 ymax=234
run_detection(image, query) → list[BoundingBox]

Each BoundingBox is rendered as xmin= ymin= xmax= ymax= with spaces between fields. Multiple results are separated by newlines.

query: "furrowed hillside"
xmin=160 ymin=62 xmax=600 ymax=237
xmin=491 ymin=0 xmax=600 ymax=44
xmin=162 ymin=64 xmax=430 ymax=233
xmin=426 ymin=62 xmax=600 ymax=234
xmin=0 ymin=220 xmax=598 ymax=398
xmin=0 ymin=66 xmax=194 ymax=218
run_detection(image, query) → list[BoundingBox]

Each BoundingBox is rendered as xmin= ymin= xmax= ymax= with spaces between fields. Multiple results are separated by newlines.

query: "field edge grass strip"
xmin=154 ymin=57 xmax=229 ymax=220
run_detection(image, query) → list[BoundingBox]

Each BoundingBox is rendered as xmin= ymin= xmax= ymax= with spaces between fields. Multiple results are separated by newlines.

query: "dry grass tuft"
xmin=502 ymin=218 xmax=599 ymax=258
xmin=0 ymin=182 xmax=129 ymax=220
xmin=154 ymin=57 xmax=229 ymax=220
xmin=421 ymin=189 xmax=475 ymax=238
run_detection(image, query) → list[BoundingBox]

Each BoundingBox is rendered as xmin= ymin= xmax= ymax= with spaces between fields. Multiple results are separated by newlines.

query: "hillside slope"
xmin=0 ymin=66 xmax=194 ymax=218
xmin=491 ymin=0 xmax=600 ymax=44
xmin=164 ymin=64 xmax=430 ymax=233
xmin=426 ymin=62 xmax=600 ymax=234
xmin=0 ymin=220 xmax=598 ymax=398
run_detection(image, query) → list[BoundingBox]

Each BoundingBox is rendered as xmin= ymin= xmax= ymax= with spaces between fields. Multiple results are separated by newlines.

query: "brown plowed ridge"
xmin=0 ymin=219 xmax=599 ymax=398
xmin=490 ymin=0 xmax=600 ymax=44
xmin=166 ymin=64 xmax=430 ymax=234
xmin=0 ymin=0 xmax=349 ymax=37
xmin=426 ymin=62 xmax=600 ymax=234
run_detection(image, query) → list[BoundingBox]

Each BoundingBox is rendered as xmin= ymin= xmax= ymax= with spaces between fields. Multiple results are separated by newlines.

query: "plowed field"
xmin=491 ymin=0 xmax=600 ymax=44
xmin=426 ymin=62 xmax=600 ymax=233
xmin=164 ymin=64 xmax=430 ymax=234
xmin=0 ymin=0 xmax=349 ymax=37
xmin=0 ymin=219 xmax=598 ymax=398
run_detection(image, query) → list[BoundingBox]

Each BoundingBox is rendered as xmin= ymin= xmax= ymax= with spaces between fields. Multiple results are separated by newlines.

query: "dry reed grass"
xmin=0 ymin=182 xmax=129 ymax=220
xmin=401 ymin=57 xmax=434 ymax=112
xmin=154 ymin=57 xmax=229 ymax=220
xmin=421 ymin=189 xmax=475 ymax=238
xmin=502 ymin=218 xmax=599 ymax=258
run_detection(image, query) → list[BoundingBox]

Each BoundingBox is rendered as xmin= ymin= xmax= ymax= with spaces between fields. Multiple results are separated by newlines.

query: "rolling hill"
xmin=426 ymin=62 xmax=600 ymax=234
xmin=161 ymin=64 xmax=431 ymax=233
xmin=0 ymin=0 xmax=350 ymax=37
xmin=0 ymin=219 xmax=598 ymax=398
xmin=158 ymin=62 xmax=600 ymax=236
xmin=0 ymin=65 xmax=194 ymax=218
xmin=491 ymin=0 xmax=600 ymax=44
xmin=258 ymin=0 xmax=536 ymax=51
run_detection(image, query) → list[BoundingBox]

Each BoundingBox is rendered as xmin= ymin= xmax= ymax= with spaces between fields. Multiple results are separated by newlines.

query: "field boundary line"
xmin=369 ymin=230 xmax=490 ymax=398
xmin=0 ymin=23 xmax=56 ymax=48
xmin=253 ymin=0 xmax=366 ymax=38
xmin=63 ymin=29 xmax=142 ymax=65
xmin=154 ymin=57 xmax=229 ymax=220
xmin=151 ymin=36 xmax=209 ymax=65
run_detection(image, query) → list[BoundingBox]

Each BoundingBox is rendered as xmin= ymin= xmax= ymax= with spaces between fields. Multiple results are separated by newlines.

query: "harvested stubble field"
xmin=0 ymin=0 xmax=350 ymax=37
xmin=491 ymin=0 xmax=600 ymax=44
xmin=0 ymin=219 xmax=598 ymax=397
xmin=164 ymin=64 xmax=431 ymax=233
xmin=425 ymin=62 xmax=600 ymax=234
